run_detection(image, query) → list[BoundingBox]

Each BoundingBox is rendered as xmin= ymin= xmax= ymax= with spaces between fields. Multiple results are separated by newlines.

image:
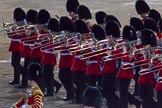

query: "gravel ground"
xmin=0 ymin=0 xmax=162 ymax=108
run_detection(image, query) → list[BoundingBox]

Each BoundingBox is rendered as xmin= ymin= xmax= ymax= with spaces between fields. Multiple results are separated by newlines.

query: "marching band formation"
xmin=4 ymin=0 xmax=162 ymax=108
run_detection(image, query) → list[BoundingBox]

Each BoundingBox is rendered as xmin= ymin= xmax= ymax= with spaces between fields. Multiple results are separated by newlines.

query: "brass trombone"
xmin=121 ymin=47 xmax=162 ymax=70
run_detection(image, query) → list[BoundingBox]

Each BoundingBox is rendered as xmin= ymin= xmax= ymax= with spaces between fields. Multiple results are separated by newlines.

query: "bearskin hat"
xmin=28 ymin=62 xmax=41 ymax=80
xmin=48 ymin=18 xmax=60 ymax=32
xmin=66 ymin=0 xmax=80 ymax=13
xmin=91 ymin=24 xmax=105 ymax=40
xmin=130 ymin=17 xmax=144 ymax=31
xmin=105 ymin=20 xmax=120 ymax=38
xmin=158 ymin=19 xmax=162 ymax=33
xmin=74 ymin=19 xmax=89 ymax=34
xmin=104 ymin=15 xmax=121 ymax=28
xmin=59 ymin=16 xmax=74 ymax=32
xmin=37 ymin=9 xmax=50 ymax=24
xmin=26 ymin=9 xmax=38 ymax=24
xmin=95 ymin=11 xmax=107 ymax=24
xmin=83 ymin=86 xmax=103 ymax=108
xmin=148 ymin=9 xmax=161 ymax=23
xmin=141 ymin=29 xmax=157 ymax=47
xmin=77 ymin=5 xmax=92 ymax=19
xmin=13 ymin=7 xmax=26 ymax=22
xmin=144 ymin=18 xmax=159 ymax=33
xmin=135 ymin=0 xmax=150 ymax=15
xmin=122 ymin=25 xmax=137 ymax=41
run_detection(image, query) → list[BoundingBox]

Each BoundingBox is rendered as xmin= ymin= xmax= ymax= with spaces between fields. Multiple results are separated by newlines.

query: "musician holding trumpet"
xmin=8 ymin=7 xmax=26 ymax=86
xmin=19 ymin=9 xmax=38 ymax=89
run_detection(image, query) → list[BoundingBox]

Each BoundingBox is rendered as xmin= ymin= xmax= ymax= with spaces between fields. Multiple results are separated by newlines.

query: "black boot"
xmin=128 ymin=92 xmax=142 ymax=108
xmin=54 ymin=79 xmax=62 ymax=94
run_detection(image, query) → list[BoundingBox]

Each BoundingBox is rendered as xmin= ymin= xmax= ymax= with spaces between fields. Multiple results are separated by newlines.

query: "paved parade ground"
xmin=0 ymin=0 xmax=162 ymax=108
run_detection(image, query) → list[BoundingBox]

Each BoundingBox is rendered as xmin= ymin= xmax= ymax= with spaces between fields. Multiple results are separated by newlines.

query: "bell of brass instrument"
xmin=2 ymin=19 xmax=16 ymax=28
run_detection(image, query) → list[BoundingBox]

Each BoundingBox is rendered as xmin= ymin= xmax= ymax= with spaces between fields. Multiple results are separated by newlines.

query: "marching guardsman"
xmin=102 ymin=20 xmax=121 ymax=108
xmin=29 ymin=9 xmax=50 ymax=90
xmin=77 ymin=5 xmax=93 ymax=29
xmin=41 ymin=18 xmax=62 ymax=96
xmin=138 ymin=29 xmax=157 ymax=108
xmin=95 ymin=11 xmax=107 ymax=28
xmin=30 ymin=9 xmax=50 ymax=64
xmin=58 ymin=16 xmax=75 ymax=101
xmin=11 ymin=80 xmax=44 ymax=108
xmin=135 ymin=0 xmax=150 ymax=22
xmin=46 ymin=18 xmax=62 ymax=94
xmin=19 ymin=9 xmax=38 ymax=89
xmin=66 ymin=0 xmax=80 ymax=22
xmin=104 ymin=20 xmax=122 ymax=92
xmin=81 ymin=24 xmax=106 ymax=87
xmin=71 ymin=19 xmax=90 ymax=104
xmin=84 ymin=24 xmax=106 ymax=85
xmin=129 ymin=17 xmax=144 ymax=96
xmin=8 ymin=7 xmax=26 ymax=85
xmin=116 ymin=25 xmax=142 ymax=108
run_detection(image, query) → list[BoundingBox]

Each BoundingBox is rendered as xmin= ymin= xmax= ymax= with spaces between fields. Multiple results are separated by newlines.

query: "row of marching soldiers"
xmin=5 ymin=0 xmax=162 ymax=108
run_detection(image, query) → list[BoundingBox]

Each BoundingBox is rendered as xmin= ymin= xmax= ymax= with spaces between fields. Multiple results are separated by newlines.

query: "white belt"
xmin=45 ymin=50 xmax=55 ymax=54
xmin=121 ymin=62 xmax=134 ymax=66
xmin=61 ymin=52 xmax=72 ymax=56
xmin=157 ymin=77 xmax=162 ymax=82
xmin=35 ymin=42 xmax=42 ymax=45
xmin=11 ymin=39 xmax=20 ymax=42
xmin=104 ymin=58 xmax=112 ymax=61
xmin=86 ymin=60 xmax=98 ymax=65
xmin=75 ymin=55 xmax=81 ymax=58
xmin=23 ymin=43 xmax=34 ymax=47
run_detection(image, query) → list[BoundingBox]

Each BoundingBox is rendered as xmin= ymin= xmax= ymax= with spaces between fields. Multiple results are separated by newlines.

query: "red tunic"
xmin=41 ymin=43 xmax=56 ymax=66
xmin=30 ymin=30 xmax=49 ymax=59
xmin=71 ymin=50 xmax=87 ymax=72
xmin=21 ymin=33 xmax=37 ymax=58
xmin=85 ymin=50 xmax=105 ymax=76
xmin=8 ymin=30 xmax=25 ymax=53
xmin=102 ymin=48 xmax=121 ymax=74
xmin=138 ymin=55 xmax=155 ymax=84
xmin=58 ymin=37 xmax=80 ymax=69
xmin=57 ymin=40 xmax=74 ymax=68
xmin=117 ymin=51 xmax=134 ymax=79
xmin=135 ymin=44 xmax=143 ymax=49
xmin=155 ymin=79 xmax=162 ymax=91
xmin=157 ymin=33 xmax=162 ymax=39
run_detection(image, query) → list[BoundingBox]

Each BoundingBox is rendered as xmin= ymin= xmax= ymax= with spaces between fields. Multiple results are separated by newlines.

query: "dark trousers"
xmin=73 ymin=71 xmax=85 ymax=103
xmin=118 ymin=78 xmax=130 ymax=108
xmin=140 ymin=84 xmax=157 ymax=108
xmin=11 ymin=52 xmax=23 ymax=83
xmin=118 ymin=78 xmax=141 ymax=108
xmin=54 ymin=79 xmax=62 ymax=90
xmin=102 ymin=73 xmax=118 ymax=108
xmin=21 ymin=58 xmax=31 ymax=86
xmin=43 ymin=65 xmax=54 ymax=94
xmin=86 ymin=75 xmax=99 ymax=86
xmin=59 ymin=68 xmax=74 ymax=99
xmin=134 ymin=67 xmax=141 ymax=95
xmin=157 ymin=91 xmax=162 ymax=108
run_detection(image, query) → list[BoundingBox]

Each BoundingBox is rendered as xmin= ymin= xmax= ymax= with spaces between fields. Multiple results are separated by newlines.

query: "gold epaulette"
xmin=32 ymin=86 xmax=44 ymax=97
